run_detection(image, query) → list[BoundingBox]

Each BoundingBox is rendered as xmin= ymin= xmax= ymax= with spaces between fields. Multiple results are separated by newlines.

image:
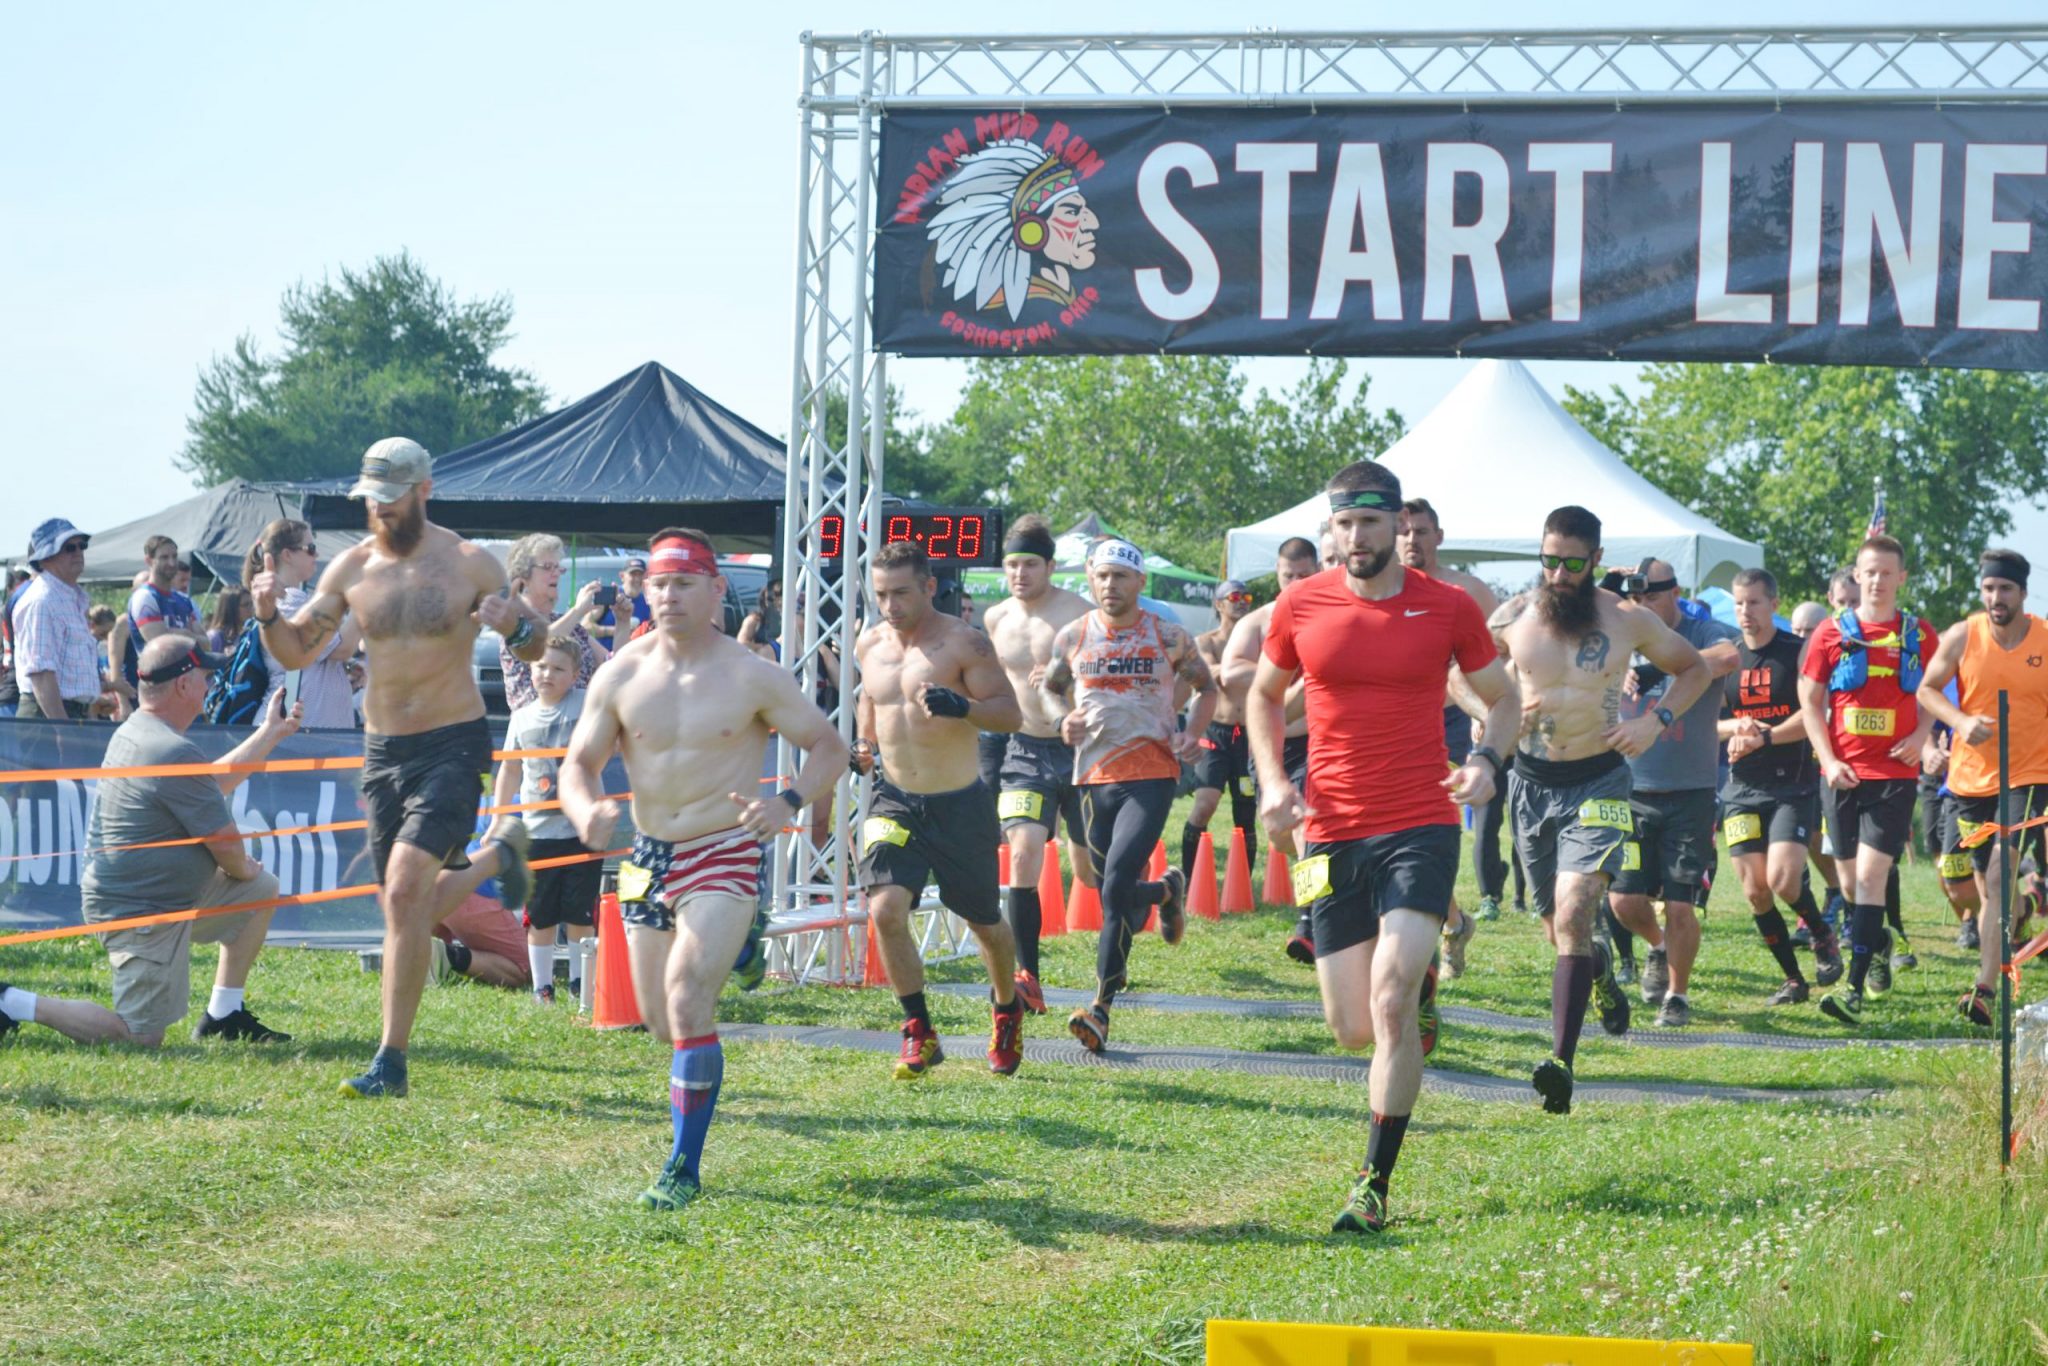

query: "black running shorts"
xmin=361 ymin=717 xmax=493 ymax=883
xmin=858 ymin=779 xmax=1002 ymax=926
xmin=1821 ymin=777 xmax=1917 ymax=861
xmin=1297 ymin=824 xmax=1461 ymax=958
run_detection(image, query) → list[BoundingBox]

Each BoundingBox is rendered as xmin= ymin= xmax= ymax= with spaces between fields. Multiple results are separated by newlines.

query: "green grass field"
xmin=6 ymin=818 xmax=2048 ymax=1364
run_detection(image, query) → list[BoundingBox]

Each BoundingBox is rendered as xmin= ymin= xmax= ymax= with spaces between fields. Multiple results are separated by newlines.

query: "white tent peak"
xmin=1227 ymin=359 xmax=1762 ymax=589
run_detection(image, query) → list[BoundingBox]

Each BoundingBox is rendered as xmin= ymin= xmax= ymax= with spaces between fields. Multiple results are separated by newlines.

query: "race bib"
xmin=1841 ymin=706 xmax=1895 ymax=737
xmin=997 ymin=790 xmax=1044 ymax=822
xmin=617 ymin=860 xmax=653 ymax=903
xmin=1236 ymin=775 xmax=1257 ymax=798
xmin=862 ymin=817 xmax=912 ymax=853
xmin=1620 ymin=842 xmax=1642 ymax=872
xmin=1938 ymin=852 xmax=1974 ymax=880
xmin=1957 ymin=818 xmax=1987 ymax=848
xmin=1577 ymin=798 xmax=1634 ymax=833
xmin=1291 ymin=854 xmax=1333 ymax=908
xmin=1724 ymin=812 xmax=1764 ymax=846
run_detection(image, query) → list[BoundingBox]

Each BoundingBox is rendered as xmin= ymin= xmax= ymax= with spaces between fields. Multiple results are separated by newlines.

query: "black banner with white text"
xmin=875 ymin=104 xmax=2048 ymax=368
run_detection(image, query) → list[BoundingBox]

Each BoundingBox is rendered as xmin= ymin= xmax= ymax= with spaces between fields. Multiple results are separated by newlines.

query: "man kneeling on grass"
xmin=81 ymin=636 xmax=303 ymax=1046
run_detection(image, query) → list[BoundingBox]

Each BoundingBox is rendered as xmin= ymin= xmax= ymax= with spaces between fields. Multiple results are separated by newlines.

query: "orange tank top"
xmin=1948 ymin=613 xmax=2048 ymax=796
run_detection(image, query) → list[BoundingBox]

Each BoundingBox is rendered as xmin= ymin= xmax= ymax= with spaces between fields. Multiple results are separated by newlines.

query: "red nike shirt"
xmin=1798 ymin=611 xmax=1935 ymax=781
xmin=1264 ymin=567 xmax=1496 ymax=841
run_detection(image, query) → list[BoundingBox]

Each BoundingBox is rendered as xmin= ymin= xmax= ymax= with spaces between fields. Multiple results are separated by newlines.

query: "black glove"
xmin=921 ymin=686 xmax=970 ymax=719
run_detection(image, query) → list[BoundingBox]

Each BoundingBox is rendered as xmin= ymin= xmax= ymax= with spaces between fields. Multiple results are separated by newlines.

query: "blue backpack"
xmin=1828 ymin=611 xmax=1924 ymax=695
xmin=203 ymin=621 xmax=272 ymax=725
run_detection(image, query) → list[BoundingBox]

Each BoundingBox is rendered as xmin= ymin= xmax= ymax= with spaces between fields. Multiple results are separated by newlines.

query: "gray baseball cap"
xmin=347 ymin=437 xmax=432 ymax=504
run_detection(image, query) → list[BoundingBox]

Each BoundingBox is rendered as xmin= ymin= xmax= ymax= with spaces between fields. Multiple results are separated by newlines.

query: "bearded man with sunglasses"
xmin=1489 ymin=507 xmax=1708 ymax=1114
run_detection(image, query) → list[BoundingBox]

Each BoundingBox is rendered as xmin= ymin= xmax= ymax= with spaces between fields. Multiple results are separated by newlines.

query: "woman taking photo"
xmin=501 ymin=533 xmax=609 ymax=710
xmin=245 ymin=519 xmax=361 ymax=729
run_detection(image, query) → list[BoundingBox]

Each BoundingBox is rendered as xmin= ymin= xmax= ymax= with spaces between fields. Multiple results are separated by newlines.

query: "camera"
xmin=593 ymin=585 xmax=619 ymax=608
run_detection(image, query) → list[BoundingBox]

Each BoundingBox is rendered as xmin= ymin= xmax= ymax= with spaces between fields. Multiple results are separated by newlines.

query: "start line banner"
xmin=875 ymin=103 xmax=2048 ymax=369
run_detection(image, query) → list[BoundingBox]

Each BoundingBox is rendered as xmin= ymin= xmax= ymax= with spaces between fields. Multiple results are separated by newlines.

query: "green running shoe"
xmin=1332 ymin=1173 xmax=1388 ymax=1235
xmin=639 ymin=1156 xmax=700 ymax=1212
xmin=731 ymin=899 xmax=771 ymax=993
xmin=1892 ymin=933 xmax=1917 ymax=971
xmin=338 ymin=1052 xmax=409 ymax=1099
xmin=1820 ymin=986 xmax=1864 ymax=1026
xmin=1474 ymin=895 xmax=1501 ymax=923
xmin=1866 ymin=930 xmax=1893 ymax=997
xmin=1533 ymin=1056 xmax=1574 ymax=1115
xmin=1441 ymin=910 xmax=1475 ymax=980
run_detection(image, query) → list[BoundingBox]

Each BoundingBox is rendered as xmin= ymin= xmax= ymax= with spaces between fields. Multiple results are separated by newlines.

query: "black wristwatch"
xmin=1470 ymin=745 xmax=1506 ymax=780
xmin=1653 ymin=706 xmax=1676 ymax=730
xmin=778 ymin=788 xmax=804 ymax=813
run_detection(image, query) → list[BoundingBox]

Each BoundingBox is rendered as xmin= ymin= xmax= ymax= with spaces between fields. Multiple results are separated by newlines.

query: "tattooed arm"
xmin=257 ymin=545 xmax=362 ymax=669
xmin=1165 ymin=622 xmax=1217 ymax=757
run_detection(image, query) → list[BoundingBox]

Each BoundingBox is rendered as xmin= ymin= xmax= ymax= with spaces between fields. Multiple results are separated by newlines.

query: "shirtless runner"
xmin=1182 ymin=580 xmax=1259 ymax=888
xmin=981 ymin=514 xmax=1098 ymax=1013
xmin=253 ymin=438 xmax=546 ymax=1100
xmin=852 ymin=540 xmax=1025 ymax=1079
xmin=1220 ymin=536 xmax=1321 ymax=960
xmin=1489 ymin=505 xmax=1708 ymax=1114
xmin=559 ymin=528 xmax=846 ymax=1211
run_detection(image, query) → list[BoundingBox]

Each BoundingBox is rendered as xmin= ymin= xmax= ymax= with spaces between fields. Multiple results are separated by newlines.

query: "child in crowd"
xmin=493 ymin=637 xmax=601 ymax=1002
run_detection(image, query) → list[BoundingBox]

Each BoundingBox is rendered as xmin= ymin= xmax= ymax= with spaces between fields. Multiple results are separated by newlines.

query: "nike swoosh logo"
xmin=1404 ymin=609 xmax=1429 ymax=617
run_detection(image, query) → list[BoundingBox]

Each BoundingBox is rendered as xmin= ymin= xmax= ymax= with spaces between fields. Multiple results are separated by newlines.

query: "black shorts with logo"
xmin=1821 ymin=777 xmax=1917 ymax=861
xmin=1721 ymin=783 xmax=1820 ymax=859
xmin=525 ymin=835 xmax=601 ymax=931
xmin=1954 ymin=784 xmax=2048 ymax=874
xmin=361 ymin=717 xmax=493 ymax=883
xmin=1295 ymin=824 xmax=1461 ymax=958
xmin=858 ymin=779 xmax=1001 ymax=926
xmin=1611 ymin=787 xmax=1717 ymax=905
xmin=1191 ymin=720 xmax=1254 ymax=799
xmin=996 ymin=733 xmax=1086 ymax=844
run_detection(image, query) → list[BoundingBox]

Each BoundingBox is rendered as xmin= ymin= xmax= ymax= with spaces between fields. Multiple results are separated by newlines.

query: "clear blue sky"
xmin=5 ymin=2 xmax=2042 ymax=563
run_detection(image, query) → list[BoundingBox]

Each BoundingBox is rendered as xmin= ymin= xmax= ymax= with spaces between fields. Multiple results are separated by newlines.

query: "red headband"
xmin=648 ymin=536 xmax=716 ymax=577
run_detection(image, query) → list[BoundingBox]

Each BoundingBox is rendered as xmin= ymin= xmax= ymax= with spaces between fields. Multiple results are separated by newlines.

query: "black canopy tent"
xmin=2 ymin=479 xmax=307 ymax=587
xmin=294 ymin=362 xmax=787 ymax=549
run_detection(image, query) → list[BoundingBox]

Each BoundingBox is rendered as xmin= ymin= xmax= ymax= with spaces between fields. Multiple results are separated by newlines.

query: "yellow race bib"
xmin=617 ymin=860 xmax=653 ymax=903
xmin=862 ymin=817 xmax=912 ymax=853
xmin=997 ymin=790 xmax=1044 ymax=821
xmin=1236 ymin=775 xmax=1257 ymax=798
xmin=1841 ymin=706 xmax=1896 ymax=737
xmin=1723 ymin=812 xmax=1764 ymax=846
xmin=1938 ymin=852 xmax=1974 ymax=880
xmin=1577 ymin=798 xmax=1635 ymax=833
xmin=1620 ymin=842 xmax=1642 ymax=872
xmin=1290 ymin=854 xmax=1333 ymax=908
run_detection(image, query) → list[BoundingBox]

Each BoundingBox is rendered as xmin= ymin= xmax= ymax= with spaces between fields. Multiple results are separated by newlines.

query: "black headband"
xmin=1982 ymin=551 xmax=2030 ymax=590
xmin=1327 ymin=488 xmax=1401 ymax=512
xmin=1003 ymin=526 xmax=1056 ymax=561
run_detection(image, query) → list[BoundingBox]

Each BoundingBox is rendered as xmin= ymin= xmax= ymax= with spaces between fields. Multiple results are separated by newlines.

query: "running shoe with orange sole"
xmin=1013 ymin=969 xmax=1046 ymax=1015
xmin=1068 ymin=1002 xmax=1110 ymax=1053
xmin=893 ymin=1018 xmax=944 ymax=1079
xmin=989 ymin=1004 xmax=1023 ymax=1075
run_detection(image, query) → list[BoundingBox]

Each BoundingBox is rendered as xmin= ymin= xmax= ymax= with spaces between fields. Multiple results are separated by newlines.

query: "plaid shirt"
xmin=13 ymin=571 xmax=102 ymax=702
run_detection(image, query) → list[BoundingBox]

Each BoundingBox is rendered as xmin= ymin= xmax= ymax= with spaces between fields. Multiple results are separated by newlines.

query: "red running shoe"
xmin=989 ymin=1004 xmax=1023 ymax=1075
xmin=1417 ymin=959 xmax=1441 ymax=1058
xmin=1013 ymin=969 xmax=1046 ymax=1015
xmin=893 ymin=1018 xmax=944 ymax=1080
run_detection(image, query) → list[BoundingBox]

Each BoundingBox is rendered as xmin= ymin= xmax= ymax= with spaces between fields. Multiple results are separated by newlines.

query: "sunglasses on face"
xmin=59 ymin=540 xmax=87 ymax=555
xmin=1220 ymin=593 xmax=1253 ymax=605
xmin=1539 ymin=554 xmax=1591 ymax=573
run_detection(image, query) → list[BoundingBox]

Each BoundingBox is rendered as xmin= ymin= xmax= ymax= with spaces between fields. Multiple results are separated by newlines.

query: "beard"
xmin=1536 ymin=573 xmax=1601 ymax=638
xmin=1991 ymin=602 xmax=2016 ymax=626
xmin=1346 ymin=543 xmax=1395 ymax=583
xmin=375 ymin=500 xmax=426 ymax=554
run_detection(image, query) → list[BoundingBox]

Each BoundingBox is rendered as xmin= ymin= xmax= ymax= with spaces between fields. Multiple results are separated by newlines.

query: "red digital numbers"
xmin=814 ymin=510 xmax=992 ymax=561
xmin=818 ymin=514 xmax=843 ymax=559
xmin=885 ymin=515 xmax=913 ymax=545
xmin=955 ymin=516 xmax=982 ymax=559
xmin=927 ymin=515 xmax=953 ymax=559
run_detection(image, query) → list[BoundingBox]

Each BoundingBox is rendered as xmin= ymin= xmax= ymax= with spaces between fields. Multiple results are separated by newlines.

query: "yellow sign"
xmin=1206 ymin=1321 xmax=1752 ymax=1365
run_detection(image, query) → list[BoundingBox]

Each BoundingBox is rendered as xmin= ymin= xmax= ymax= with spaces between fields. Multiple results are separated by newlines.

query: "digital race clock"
xmin=814 ymin=508 xmax=1005 ymax=567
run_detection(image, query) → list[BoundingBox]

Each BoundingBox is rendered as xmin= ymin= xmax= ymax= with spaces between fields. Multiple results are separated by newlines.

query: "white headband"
xmin=1088 ymin=539 xmax=1145 ymax=573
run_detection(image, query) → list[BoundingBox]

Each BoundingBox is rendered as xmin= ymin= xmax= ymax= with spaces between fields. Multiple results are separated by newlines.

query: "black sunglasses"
xmin=1539 ymin=554 xmax=1591 ymax=573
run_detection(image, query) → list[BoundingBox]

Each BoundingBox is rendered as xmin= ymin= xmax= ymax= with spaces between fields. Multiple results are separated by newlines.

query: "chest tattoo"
xmin=1575 ymin=631 xmax=1611 ymax=672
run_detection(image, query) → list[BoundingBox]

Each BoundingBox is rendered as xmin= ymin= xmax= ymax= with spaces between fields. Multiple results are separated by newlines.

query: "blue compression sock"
xmin=668 ymin=1034 xmax=725 ymax=1180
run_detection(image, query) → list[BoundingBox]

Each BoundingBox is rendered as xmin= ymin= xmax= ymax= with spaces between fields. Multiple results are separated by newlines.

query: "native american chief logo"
xmin=927 ymin=138 xmax=1100 ymax=322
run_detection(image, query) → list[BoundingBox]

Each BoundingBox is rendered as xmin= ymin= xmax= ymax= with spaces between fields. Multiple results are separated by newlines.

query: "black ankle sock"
xmin=1790 ymin=885 xmax=1825 ymax=936
xmin=1847 ymin=904 xmax=1885 ymax=991
xmin=1180 ymin=823 xmax=1204 ymax=878
xmin=1756 ymin=908 xmax=1803 ymax=982
xmin=1885 ymin=866 xmax=1904 ymax=934
xmin=1365 ymin=1111 xmax=1411 ymax=1195
xmin=1006 ymin=886 xmax=1042 ymax=978
xmin=898 ymin=991 xmax=930 ymax=1027
xmin=1552 ymin=954 xmax=1594 ymax=1067
xmin=443 ymin=939 xmax=473 ymax=975
xmin=1600 ymin=904 xmax=1634 ymax=959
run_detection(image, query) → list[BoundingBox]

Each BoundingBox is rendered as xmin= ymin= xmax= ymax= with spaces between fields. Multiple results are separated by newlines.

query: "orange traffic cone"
xmin=998 ymin=841 xmax=1011 ymax=888
xmin=591 ymin=892 xmax=642 ymax=1030
xmin=862 ymin=915 xmax=890 ymax=987
xmin=1037 ymin=837 xmax=1067 ymax=932
xmin=1147 ymin=840 xmax=1167 ymax=880
xmin=1262 ymin=845 xmax=1292 ymax=907
xmin=1222 ymin=828 xmax=1256 ymax=914
xmin=1060 ymin=882 xmax=1094 ymax=934
xmin=1191 ymin=831 xmax=1221 ymax=920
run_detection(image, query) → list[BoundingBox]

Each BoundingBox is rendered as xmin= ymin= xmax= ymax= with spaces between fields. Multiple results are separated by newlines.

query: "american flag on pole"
xmin=1866 ymin=485 xmax=1887 ymax=538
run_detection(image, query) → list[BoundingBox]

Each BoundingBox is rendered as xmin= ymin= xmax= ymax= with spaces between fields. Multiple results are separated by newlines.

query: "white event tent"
xmin=1226 ymin=360 xmax=1764 ymax=589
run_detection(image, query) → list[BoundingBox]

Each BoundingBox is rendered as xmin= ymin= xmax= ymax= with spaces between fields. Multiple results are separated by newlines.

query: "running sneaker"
xmin=1820 ymin=986 xmax=1864 ymax=1026
xmin=988 ymin=1004 xmax=1023 ymax=1076
xmin=1959 ymin=984 xmax=1995 ymax=1027
xmin=491 ymin=822 xmax=533 ymax=912
xmin=1013 ymin=969 xmax=1046 ymax=1015
xmin=1640 ymin=947 xmax=1670 ymax=1007
xmin=1417 ymin=960 xmax=1441 ymax=1058
xmin=338 ymin=1052 xmax=409 ymax=1099
xmin=1068 ymin=1002 xmax=1110 ymax=1053
xmin=1822 ymin=889 xmax=1846 ymax=938
xmin=731 ymin=899 xmax=771 ymax=993
xmin=1768 ymin=980 xmax=1811 ymax=1006
xmin=1285 ymin=920 xmax=1316 ymax=965
xmin=193 ymin=1006 xmax=291 ymax=1043
xmin=1157 ymin=868 xmax=1188 ymax=946
xmin=2020 ymin=885 xmax=2045 ymax=942
xmin=532 ymin=984 xmax=556 ymax=1006
xmin=1331 ymin=1173 xmax=1389 ymax=1235
xmin=1532 ymin=1056 xmax=1574 ymax=1115
xmin=1475 ymin=895 xmax=1501 ymax=923
xmin=1591 ymin=942 xmax=1631 ymax=1037
xmin=1867 ymin=929 xmax=1893 ymax=997
xmin=1441 ymin=910 xmax=1476 ymax=981
xmin=1655 ymin=993 xmax=1691 ymax=1029
xmin=1791 ymin=920 xmax=1814 ymax=950
xmin=893 ymin=1019 xmax=944 ymax=1079
xmin=427 ymin=937 xmax=453 ymax=986
xmin=1813 ymin=932 xmax=1845 ymax=987
xmin=1958 ymin=918 xmax=1982 ymax=951
xmin=638 ymin=1155 xmax=701 ymax=1212
xmin=0 ymin=981 xmax=19 ymax=1040
xmin=1614 ymin=953 xmax=1638 ymax=988
xmin=1892 ymin=932 xmax=1917 ymax=971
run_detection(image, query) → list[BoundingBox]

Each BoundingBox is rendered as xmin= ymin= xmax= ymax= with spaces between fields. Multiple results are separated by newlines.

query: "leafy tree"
xmin=1566 ymin=364 xmax=2048 ymax=623
xmin=181 ymin=252 xmax=547 ymax=486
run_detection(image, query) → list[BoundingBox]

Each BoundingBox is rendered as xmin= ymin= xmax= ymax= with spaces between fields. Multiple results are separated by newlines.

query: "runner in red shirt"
xmin=1249 ymin=460 xmax=1519 ymax=1237
xmin=1797 ymin=534 xmax=1936 ymax=1026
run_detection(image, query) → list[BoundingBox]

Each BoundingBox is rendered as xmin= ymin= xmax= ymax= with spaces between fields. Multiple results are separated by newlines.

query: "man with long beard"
xmin=253 ymin=438 xmax=547 ymax=1099
xmin=1489 ymin=506 xmax=1708 ymax=1113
